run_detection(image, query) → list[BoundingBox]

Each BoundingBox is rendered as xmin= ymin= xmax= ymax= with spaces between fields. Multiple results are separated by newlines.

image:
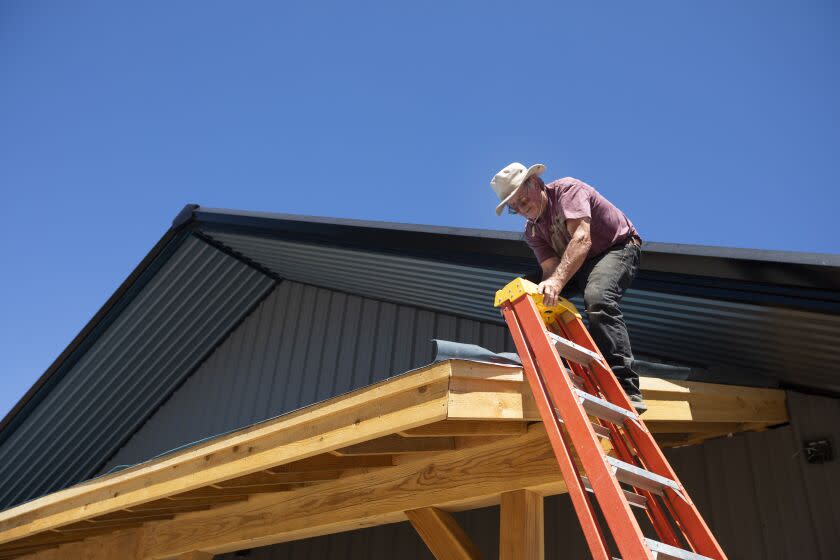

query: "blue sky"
xmin=0 ymin=1 xmax=837 ymax=419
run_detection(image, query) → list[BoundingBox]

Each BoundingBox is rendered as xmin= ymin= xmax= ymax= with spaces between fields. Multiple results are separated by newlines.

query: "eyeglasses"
xmin=506 ymin=185 xmax=531 ymax=215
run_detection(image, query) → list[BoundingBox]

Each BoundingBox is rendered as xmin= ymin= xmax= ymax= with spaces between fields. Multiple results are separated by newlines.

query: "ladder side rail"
xmin=623 ymin=420 xmax=725 ymax=558
xmin=511 ymin=296 xmax=655 ymax=560
xmin=501 ymin=305 xmax=612 ymax=560
xmin=554 ymin=325 xmax=684 ymax=549
xmin=558 ymin=316 xmax=727 ymax=559
xmin=605 ymin=422 xmax=683 ymax=549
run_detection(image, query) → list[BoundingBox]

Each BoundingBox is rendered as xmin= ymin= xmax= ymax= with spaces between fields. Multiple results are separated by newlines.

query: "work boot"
xmin=628 ymin=394 xmax=648 ymax=414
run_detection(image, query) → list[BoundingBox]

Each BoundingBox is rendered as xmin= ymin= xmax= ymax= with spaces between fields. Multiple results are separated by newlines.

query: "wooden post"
xmin=500 ymin=490 xmax=544 ymax=560
xmin=406 ymin=507 xmax=483 ymax=560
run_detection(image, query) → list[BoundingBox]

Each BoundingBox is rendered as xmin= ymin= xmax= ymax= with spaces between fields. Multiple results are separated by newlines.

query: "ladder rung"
xmin=548 ymin=332 xmax=604 ymax=366
xmin=553 ymin=411 xmax=611 ymax=439
xmin=581 ymin=476 xmax=647 ymax=509
xmin=644 ymin=538 xmax=713 ymax=560
xmin=575 ymin=390 xmax=638 ymax=425
xmin=606 ymin=456 xmax=682 ymax=496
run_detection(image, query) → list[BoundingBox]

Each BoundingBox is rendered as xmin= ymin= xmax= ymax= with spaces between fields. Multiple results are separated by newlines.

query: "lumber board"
xmin=0 ymin=366 xmax=450 ymax=546
xmin=400 ymin=420 xmax=527 ymax=437
xmin=500 ymin=490 xmax=544 ymax=560
xmin=138 ymin=425 xmax=562 ymax=558
xmin=215 ymin=469 xmax=342 ymax=487
xmin=447 ymin=378 xmax=539 ymax=420
xmin=406 ymin=507 xmax=483 ymax=560
xmin=15 ymin=529 xmax=142 ymax=560
xmin=448 ymin=361 xmax=524 ymax=382
xmin=334 ymin=435 xmax=455 ymax=455
xmin=126 ymin=496 xmax=245 ymax=512
xmin=270 ymin=454 xmax=394 ymax=471
xmin=445 ymin=366 xmax=787 ymax=427
xmin=176 ymin=552 xmax=214 ymax=560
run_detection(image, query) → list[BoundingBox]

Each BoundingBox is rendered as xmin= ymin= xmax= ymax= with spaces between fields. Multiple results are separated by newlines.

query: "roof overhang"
xmin=0 ymin=360 xmax=787 ymax=559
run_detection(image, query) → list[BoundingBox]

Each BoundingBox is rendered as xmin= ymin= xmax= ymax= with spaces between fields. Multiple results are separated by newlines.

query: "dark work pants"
xmin=560 ymin=240 xmax=642 ymax=396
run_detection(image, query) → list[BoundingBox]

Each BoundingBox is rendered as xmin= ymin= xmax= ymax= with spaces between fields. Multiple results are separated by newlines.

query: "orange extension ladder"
xmin=495 ymin=278 xmax=727 ymax=560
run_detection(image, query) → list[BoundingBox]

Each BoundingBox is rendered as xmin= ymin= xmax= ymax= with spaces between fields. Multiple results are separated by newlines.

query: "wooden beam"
xmin=400 ymin=420 xmax=527 ymax=437
xmin=447 ymin=361 xmax=524 ymax=382
xmin=271 ymin=454 xmax=393 ymax=471
xmin=334 ymin=435 xmax=455 ymax=455
xmin=137 ymin=425 xmax=562 ymax=558
xmin=446 ymin=367 xmax=787 ymax=426
xmin=0 ymin=366 xmax=450 ymax=546
xmin=447 ymin=377 xmax=539 ymax=420
xmin=215 ymin=470 xmax=341 ymax=487
xmin=177 ymin=552 xmax=214 ymax=560
xmin=17 ymin=529 xmax=143 ymax=560
xmin=406 ymin=507 xmax=483 ymax=560
xmin=126 ymin=496 xmax=245 ymax=512
xmin=500 ymin=490 xmax=543 ymax=560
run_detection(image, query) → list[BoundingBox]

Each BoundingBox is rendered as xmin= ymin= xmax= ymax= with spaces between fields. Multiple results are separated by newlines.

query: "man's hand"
xmin=538 ymin=278 xmax=564 ymax=307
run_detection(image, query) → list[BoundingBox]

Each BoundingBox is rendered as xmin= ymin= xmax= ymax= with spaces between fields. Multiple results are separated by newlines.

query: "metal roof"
xmin=0 ymin=235 xmax=276 ymax=510
xmin=206 ymin=230 xmax=840 ymax=392
xmin=1 ymin=204 xmax=838 ymax=509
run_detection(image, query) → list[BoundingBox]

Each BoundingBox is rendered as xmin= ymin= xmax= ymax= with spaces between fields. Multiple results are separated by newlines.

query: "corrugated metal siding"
xmin=215 ymin=392 xmax=839 ymax=560
xmin=0 ymin=236 xmax=275 ymax=510
xmin=665 ymin=391 xmax=840 ymax=559
xmin=206 ymin=232 xmax=840 ymax=392
xmin=101 ymin=281 xmax=513 ymax=471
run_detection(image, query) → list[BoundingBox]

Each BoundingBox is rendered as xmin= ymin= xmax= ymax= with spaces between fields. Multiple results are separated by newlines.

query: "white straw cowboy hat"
xmin=490 ymin=162 xmax=546 ymax=216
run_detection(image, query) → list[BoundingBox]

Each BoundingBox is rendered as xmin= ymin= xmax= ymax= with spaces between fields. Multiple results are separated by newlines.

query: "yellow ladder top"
xmin=494 ymin=277 xmax=582 ymax=324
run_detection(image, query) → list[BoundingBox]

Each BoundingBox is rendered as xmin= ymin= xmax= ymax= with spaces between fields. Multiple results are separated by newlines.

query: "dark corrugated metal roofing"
xmin=0 ymin=235 xmax=276 ymax=510
xmin=206 ymin=230 xmax=840 ymax=393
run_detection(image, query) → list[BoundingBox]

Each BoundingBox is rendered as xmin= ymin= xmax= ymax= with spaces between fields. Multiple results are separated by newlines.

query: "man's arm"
xmin=537 ymin=217 xmax=592 ymax=306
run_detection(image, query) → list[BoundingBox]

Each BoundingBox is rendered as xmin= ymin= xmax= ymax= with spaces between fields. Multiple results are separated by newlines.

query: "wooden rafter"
xmin=406 ymin=507 xmax=483 ymax=560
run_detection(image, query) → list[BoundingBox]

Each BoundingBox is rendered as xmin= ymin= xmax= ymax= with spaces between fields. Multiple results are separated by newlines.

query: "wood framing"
xmin=176 ymin=552 xmax=213 ymax=560
xmin=500 ymin=490 xmax=544 ymax=560
xmin=0 ymin=360 xmax=787 ymax=559
xmin=406 ymin=507 xmax=483 ymax=560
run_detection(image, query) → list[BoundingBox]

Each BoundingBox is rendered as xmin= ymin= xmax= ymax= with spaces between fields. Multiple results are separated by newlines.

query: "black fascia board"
xmin=0 ymin=206 xmax=200 ymax=446
xmin=193 ymin=207 xmax=840 ymax=291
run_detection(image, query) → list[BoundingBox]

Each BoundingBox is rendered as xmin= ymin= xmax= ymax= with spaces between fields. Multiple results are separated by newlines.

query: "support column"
xmin=500 ymin=489 xmax=544 ymax=560
xmin=406 ymin=507 xmax=483 ymax=560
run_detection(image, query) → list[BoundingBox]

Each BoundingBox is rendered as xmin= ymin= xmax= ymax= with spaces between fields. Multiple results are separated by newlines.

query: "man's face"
xmin=507 ymin=178 xmax=545 ymax=220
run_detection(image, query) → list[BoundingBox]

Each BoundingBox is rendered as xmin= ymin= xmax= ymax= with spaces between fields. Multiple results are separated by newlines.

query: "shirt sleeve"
xmin=525 ymin=226 xmax=557 ymax=264
xmin=560 ymin=181 xmax=593 ymax=221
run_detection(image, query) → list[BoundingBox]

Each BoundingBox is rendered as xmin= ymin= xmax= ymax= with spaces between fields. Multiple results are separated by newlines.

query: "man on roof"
xmin=490 ymin=162 xmax=646 ymax=412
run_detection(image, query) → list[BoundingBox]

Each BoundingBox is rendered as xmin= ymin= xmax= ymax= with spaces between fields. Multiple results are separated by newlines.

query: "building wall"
xmin=103 ymin=281 xmax=840 ymax=559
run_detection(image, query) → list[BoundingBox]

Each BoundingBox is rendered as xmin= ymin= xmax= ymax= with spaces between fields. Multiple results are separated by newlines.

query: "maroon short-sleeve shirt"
xmin=524 ymin=177 xmax=638 ymax=264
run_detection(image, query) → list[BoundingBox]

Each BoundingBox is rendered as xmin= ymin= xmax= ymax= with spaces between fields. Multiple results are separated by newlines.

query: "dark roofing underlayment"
xmin=1 ymin=204 xmax=838 ymax=511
